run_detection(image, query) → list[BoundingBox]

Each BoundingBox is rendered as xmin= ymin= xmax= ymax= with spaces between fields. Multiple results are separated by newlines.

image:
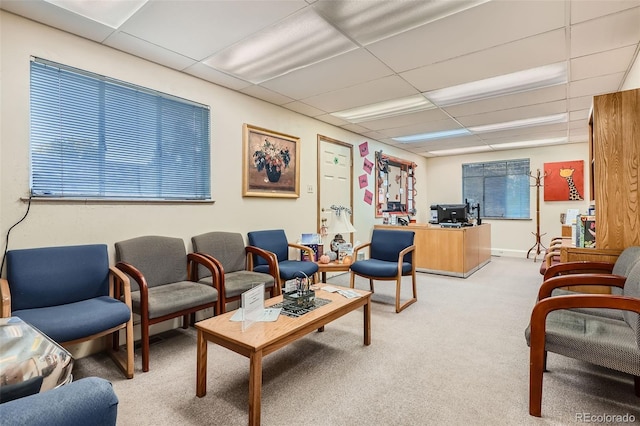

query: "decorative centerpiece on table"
xmin=253 ymin=138 xmax=290 ymax=183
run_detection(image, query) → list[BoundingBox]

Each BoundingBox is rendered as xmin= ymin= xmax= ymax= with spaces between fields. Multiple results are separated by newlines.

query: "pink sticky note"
xmin=359 ymin=174 xmax=368 ymax=189
xmin=359 ymin=141 xmax=369 ymax=157
xmin=364 ymin=189 xmax=373 ymax=205
xmin=363 ymin=158 xmax=373 ymax=174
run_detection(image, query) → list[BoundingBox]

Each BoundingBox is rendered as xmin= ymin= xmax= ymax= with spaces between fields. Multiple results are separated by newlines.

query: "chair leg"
xmin=395 ymin=275 xmax=417 ymax=313
xmin=369 ymin=279 xmax=375 ymax=293
xmin=529 ymin=344 xmax=545 ymax=416
xmin=141 ymin=317 xmax=150 ymax=373
xmin=182 ymin=314 xmax=189 ymax=329
xmin=349 ymin=272 xmax=356 ymax=289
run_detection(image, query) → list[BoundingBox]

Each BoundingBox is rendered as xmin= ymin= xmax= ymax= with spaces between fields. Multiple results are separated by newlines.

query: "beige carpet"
xmin=73 ymin=256 xmax=640 ymax=425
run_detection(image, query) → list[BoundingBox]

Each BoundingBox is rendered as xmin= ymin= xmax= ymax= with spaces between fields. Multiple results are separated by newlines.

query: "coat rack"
xmin=527 ymin=168 xmax=548 ymax=261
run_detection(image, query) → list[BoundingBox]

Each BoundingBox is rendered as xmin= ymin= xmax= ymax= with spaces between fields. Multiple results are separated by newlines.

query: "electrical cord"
xmin=1 ymin=193 xmax=32 ymax=274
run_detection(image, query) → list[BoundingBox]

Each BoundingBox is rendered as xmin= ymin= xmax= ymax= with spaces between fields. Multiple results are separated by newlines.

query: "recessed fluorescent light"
xmin=424 ymin=62 xmax=567 ymax=107
xmin=204 ymin=8 xmax=356 ymax=84
xmin=469 ymin=113 xmax=567 ymax=134
xmin=393 ymin=128 xmax=470 ymax=143
xmin=331 ymin=95 xmax=435 ymax=123
xmin=427 ymin=146 xmax=493 ymax=156
xmin=489 ymin=137 xmax=567 ymax=150
xmin=44 ymin=0 xmax=147 ymax=28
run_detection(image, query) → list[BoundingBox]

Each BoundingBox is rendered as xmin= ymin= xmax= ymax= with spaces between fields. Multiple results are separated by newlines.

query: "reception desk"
xmin=374 ymin=223 xmax=491 ymax=278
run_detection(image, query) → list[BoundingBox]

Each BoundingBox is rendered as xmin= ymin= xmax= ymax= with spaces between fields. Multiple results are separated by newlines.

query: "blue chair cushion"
xmin=247 ymin=229 xmax=290 ymax=266
xmin=0 ymin=377 xmax=118 ymax=426
xmin=7 ymin=245 xmax=110 ymax=311
xmin=350 ymin=259 xmax=412 ymax=278
xmin=13 ymin=297 xmax=131 ymax=343
xmin=261 ymin=260 xmax=319 ymax=281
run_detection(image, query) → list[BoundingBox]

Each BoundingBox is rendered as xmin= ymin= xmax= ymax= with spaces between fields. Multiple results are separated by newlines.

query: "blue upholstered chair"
xmin=0 ymin=244 xmax=134 ymax=378
xmin=349 ymin=229 xmax=417 ymax=313
xmin=0 ymin=377 xmax=118 ymax=426
xmin=114 ymin=235 xmax=220 ymax=372
xmin=192 ymin=232 xmax=277 ymax=312
xmin=247 ymin=229 xmax=319 ymax=289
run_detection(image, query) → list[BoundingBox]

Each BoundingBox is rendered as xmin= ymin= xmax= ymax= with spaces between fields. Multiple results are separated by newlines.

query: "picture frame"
xmin=242 ymin=124 xmax=300 ymax=198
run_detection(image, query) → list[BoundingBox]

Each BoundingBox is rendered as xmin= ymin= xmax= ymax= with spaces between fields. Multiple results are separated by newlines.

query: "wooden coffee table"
xmin=195 ymin=285 xmax=371 ymax=426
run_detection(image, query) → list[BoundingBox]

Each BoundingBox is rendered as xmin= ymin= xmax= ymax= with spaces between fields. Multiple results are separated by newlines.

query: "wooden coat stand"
xmin=527 ymin=169 xmax=548 ymax=261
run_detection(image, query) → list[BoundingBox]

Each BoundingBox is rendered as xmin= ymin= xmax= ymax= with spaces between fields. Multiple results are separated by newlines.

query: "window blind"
xmin=462 ymin=159 xmax=530 ymax=219
xmin=30 ymin=58 xmax=211 ymax=200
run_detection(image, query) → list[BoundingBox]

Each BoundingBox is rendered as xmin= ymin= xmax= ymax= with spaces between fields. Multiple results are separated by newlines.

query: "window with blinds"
xmin=462 ymin=159 xmax=530 ymax=219
xmin=29 ymin=58 xmax=211 ymax=201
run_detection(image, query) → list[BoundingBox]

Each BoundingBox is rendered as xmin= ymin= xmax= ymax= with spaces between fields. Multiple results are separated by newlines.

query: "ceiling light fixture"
xmin=204 ymin=8 xmax=356 ymax=84
xmin=424 ymin=62 xmax=567 ymax=107
xmin=43 ymin=0 xmax=148 ymax=28
xmin=469 ymin=113 xmax=568 ymax=134
xmin=331 ymin=95 xmax=435 ymax=124
xmin=489 ymin=137 xmax=567 ymax=150
xmin=392 ymin=128 xmax=470 ymax=143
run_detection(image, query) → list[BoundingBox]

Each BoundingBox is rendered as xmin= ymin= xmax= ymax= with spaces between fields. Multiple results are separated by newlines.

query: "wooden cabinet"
xmin=374 ymin=223 xmax=491 ymax=278
xmin=590 ymin=88 xmax=640 ymax=250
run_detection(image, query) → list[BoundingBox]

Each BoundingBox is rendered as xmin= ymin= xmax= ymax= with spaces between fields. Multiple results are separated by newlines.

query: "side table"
xmin=315 ymin=261 xmax=352 ymax=283
xmin=0 ymin=317 xmax=73 ymax=403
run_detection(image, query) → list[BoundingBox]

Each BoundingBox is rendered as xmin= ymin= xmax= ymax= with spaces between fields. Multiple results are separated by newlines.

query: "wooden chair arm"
xmin=0 ymin=278 xmax=11 ymax=318
xmin=109 ymin=266 xmax=132 ymax=311
xmin=245 ymin=245 xmax=278 ymax=277
xmin=397 ymin=244 xmax=416 ymax=269
xmin=352 ymin=242 xmax=371 ymax=259
xmin=115 ymin=261 xmax=148 ymax=295
xmin=543 ymin=261 xmax=615 ymax=281
xmin=187 ymin=253 xmax=222 ymax=293
xmin=537 ymin=273 xmax=626 ymax=300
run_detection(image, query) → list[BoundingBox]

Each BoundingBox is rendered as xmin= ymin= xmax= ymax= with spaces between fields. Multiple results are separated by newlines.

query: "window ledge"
xmin=21 ymin=197 xmax=215 ymax=204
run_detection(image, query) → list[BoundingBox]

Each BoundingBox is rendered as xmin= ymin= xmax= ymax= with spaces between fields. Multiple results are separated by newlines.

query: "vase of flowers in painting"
xmin=253 ymin=138 xmax=290 ymax=184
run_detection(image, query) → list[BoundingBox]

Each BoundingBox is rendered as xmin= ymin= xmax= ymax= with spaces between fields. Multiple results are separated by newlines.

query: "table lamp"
xmin=328 ymin=205 xmax=356 ymax=255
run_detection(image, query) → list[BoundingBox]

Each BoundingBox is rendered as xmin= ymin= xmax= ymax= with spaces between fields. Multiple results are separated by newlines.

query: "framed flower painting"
xmin=242 ymin=124 xmax=300 ymax=198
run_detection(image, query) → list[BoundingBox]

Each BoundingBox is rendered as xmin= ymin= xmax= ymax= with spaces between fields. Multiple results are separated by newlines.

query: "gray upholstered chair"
xmin=0 ymin=244 xmax=134 ymax=379
xmin=192 ymin=231 xmax=277 ymax=313
xmin=115 ymin=236 xmax=220 ymax=372
xmin=349 ymin=229 xmax=416 ymax=313
xmin=543 ymin=246 xmax=640 ymax=283
xmin=525 ymin=260 xmax=640 ymax=417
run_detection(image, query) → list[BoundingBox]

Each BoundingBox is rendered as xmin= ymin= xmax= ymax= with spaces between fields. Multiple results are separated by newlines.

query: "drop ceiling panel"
xmin=260 ymin=49 xmax=394 ymax=100
xmin=183 ymin=63 xmax=253 ymax=91
xmin=569 ymin=72 xmax=626 ymax=97
xmin=570 ymin=0 xmax=640 ymax=24
xmin=356 ymin=108 xmax=452 ymax=132
xmin=118 ymin=1 xmax=307 ymax=60
xmin=104 ymin=31 xmax=196 ymax=71
xmin=401 ymin=29 xmax=567 ymax=92
xmin=570 ymin=45 xmax=637 ymax=81
xmin=239 ymin=85 xmax=294 ymax=105
xmin=1 ymin=0 xmax=115 ymax=42
xmin=378 ymin=119 xmax=466 ymax=139
xmin=570 ymin=6 xmax=640 ymax=58
xmin=301 ymin=75 xmax=419 ymax=112
xmin=282 ymin=101 xmax=326 ymax=117
xmin=367 ymin=0 xmax=565 ymax=73
xmin=568 ymin=95 xmax=594 ymax=112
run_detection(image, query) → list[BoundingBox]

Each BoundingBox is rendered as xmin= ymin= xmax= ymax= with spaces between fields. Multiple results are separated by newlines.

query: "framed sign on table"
xmin=242 ymin=124 xmax=300 ymax=198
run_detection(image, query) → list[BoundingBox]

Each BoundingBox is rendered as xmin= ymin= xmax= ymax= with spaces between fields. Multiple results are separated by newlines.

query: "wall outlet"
xmin=307 ymin=184 xmax=314 ymax=193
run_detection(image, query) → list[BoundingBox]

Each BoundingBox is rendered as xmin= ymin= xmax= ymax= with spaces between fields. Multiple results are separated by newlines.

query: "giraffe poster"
xmin=543 ymin=160 xmax=585 ymax=201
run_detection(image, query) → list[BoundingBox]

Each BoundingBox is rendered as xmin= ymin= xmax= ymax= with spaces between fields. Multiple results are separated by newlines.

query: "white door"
xmin=318 ymin=135 xmax=353 ymax=263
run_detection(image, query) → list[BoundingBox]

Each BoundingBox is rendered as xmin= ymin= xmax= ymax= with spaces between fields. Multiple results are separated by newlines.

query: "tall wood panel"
xmin=591 ymin=88 xmax=640 ymax=250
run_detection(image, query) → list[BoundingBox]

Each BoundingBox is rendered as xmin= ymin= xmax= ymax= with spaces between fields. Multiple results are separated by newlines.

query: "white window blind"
xmin=30 ymin=58 xmax=211 ymax=200
xmin=462 ymin=159 xmax=530 ymax=219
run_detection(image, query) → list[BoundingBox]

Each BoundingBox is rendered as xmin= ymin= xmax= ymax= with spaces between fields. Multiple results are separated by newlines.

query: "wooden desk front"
xmin=374 ymin=223 xmax=491 ymax=278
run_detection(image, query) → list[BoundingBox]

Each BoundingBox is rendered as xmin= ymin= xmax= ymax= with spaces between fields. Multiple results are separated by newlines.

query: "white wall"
xmin=425 ymin=144 xmax=591 ymax=257
xmin=621 ymin=49 xmax=640 ymax=90
xmin=0 ymin=11 xmax=428 ymax=268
